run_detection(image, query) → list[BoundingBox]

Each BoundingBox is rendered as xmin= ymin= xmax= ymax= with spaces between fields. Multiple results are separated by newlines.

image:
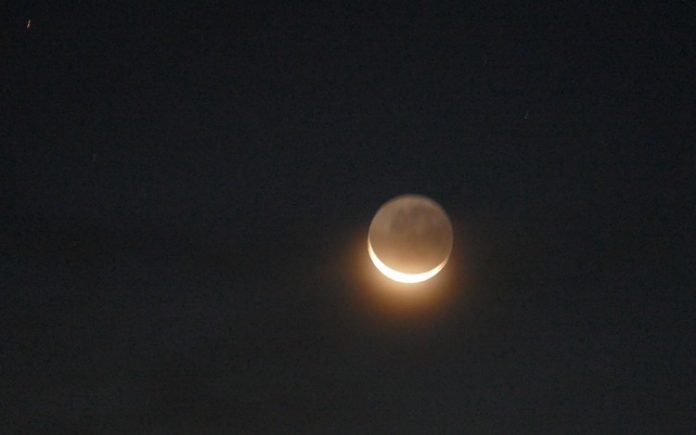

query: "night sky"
xmin=3 ymin=2 xmax=695 ymax=433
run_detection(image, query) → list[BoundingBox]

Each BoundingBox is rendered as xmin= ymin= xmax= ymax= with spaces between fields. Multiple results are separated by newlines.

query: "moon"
xmin=367 ymin=194 xmax=453 ymax=284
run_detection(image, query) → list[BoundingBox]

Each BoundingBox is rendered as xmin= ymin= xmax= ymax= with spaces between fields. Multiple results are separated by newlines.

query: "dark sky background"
xmin=3 ymin=1 xmax=695 ymax=433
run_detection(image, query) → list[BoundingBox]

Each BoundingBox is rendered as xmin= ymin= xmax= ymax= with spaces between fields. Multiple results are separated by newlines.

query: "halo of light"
xmin=367 ymin=238 xmax=448 ymax=284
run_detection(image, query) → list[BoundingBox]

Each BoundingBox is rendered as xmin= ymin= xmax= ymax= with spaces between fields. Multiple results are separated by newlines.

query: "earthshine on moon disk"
xmin=368 ymin=194 xmax=453 ymax=284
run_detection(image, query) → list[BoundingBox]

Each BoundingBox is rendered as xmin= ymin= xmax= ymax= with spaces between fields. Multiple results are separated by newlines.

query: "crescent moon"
xmin=367 ymin=238 xmax=448 ymax=284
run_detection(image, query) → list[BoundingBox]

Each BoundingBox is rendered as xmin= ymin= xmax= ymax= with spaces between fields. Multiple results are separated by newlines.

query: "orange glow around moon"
xmin=367 ymin=238 xmax=448 ymax=284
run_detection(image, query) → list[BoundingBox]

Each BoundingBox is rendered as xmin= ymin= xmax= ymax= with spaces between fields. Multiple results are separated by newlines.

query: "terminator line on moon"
xmin=367 ymin=195 xmax=453 ymax=284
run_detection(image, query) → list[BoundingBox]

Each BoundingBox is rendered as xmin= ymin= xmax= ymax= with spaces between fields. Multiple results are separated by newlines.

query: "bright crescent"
xmin=368 ymin=238 xmax=448 ymax=284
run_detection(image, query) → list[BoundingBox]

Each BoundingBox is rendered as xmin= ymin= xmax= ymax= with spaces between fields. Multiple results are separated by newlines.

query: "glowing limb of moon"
xmin=367 ymin=238 xmax=448 ymax=284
